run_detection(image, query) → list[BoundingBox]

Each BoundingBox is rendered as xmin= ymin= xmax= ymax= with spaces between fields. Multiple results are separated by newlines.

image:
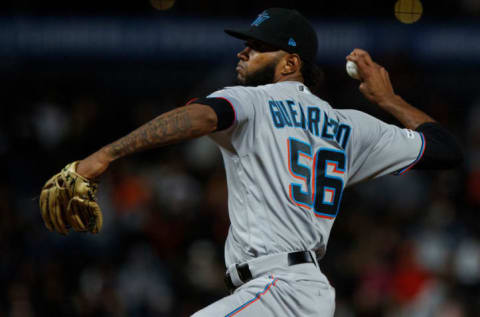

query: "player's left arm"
xmin=39 ymin=99 xmax=237 ymax=235
xmin=347 ymin=49 xmax=463 ymax=170
xmin=76 ymin=103 xmax=220 ymax=179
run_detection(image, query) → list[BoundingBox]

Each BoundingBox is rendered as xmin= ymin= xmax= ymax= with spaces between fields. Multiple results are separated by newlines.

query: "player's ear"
xmin=281 ymin=53 xmax=302 ymax=75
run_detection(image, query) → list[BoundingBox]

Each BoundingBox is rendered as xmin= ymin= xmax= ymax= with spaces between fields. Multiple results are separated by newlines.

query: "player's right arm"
xmin=346 ymin=49 xmax=463 ymax=174
xmin=347 ymin=48 xmax=435 ymax=130
xmin=76 ymin=103 xmax=219 ymax=179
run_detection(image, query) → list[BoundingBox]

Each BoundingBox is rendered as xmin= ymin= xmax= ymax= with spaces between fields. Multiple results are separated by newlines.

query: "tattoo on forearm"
xmin=107 ymin=108 xmax=194 ymax=159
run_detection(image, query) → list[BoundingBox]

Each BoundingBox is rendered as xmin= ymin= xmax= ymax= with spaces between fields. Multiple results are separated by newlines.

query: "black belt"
xmin=224 ymin=251 xmax=315 ymax=292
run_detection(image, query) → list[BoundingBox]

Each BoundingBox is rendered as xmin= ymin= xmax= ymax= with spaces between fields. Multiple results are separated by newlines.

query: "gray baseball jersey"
xmin=208 ymin=81 xmax=424 ymax=268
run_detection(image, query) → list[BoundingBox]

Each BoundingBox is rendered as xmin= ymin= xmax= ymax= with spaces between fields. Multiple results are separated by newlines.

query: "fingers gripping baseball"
xmin=346 ymin=49 xmax=395 ymax=105
xmin=39 ymin=161 xmax=103 ymax=235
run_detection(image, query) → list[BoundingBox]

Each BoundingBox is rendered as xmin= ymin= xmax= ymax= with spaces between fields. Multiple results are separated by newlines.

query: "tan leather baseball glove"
xmin=39 ymin=161 xmax=103 ymax=235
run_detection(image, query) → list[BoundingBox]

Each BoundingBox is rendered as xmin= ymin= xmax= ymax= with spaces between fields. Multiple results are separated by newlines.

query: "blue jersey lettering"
xmin=268 ymin=99 xmax=351 ymax=149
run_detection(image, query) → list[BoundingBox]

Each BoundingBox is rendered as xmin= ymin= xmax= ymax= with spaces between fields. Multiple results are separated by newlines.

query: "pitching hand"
xmin=346 ymin=49 xmax=396 ymax=106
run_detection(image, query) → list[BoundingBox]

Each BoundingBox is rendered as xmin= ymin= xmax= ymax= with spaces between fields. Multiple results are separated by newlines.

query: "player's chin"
xmin=236 ymin=73 xmax=246 ymax=85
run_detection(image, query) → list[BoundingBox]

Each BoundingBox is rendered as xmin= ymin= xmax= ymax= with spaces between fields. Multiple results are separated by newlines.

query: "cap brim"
xmin=224 ymin=29 xmax=283 ymax=52
xmin=224 ymin=29 xmax=256 ymax=41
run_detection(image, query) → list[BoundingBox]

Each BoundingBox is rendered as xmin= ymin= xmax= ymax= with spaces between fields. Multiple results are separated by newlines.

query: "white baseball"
xmin=346 ymin=60 xmax=360 ymax=80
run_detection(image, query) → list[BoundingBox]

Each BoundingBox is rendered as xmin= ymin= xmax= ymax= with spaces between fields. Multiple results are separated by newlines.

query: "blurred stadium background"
xmin=1 ymin=0 xmax=480 ymax=316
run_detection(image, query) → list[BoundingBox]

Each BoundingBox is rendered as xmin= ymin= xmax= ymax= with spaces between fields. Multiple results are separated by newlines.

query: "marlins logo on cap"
xmin=251 ymin=11 xmax=270 ymax=27
xmin=224 ymin=8 xmax=318 ymax=63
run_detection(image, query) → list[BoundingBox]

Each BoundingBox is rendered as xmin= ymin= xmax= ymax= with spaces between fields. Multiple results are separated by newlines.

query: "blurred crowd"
xmin=1 ymin=0 xmax=480 ymax=18
xmin=2 ymin=50 xmax=480 ymax=317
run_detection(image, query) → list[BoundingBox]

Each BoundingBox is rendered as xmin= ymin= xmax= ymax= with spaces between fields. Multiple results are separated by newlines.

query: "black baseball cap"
xmin=225 ymin=8 xmax=318 ymax=63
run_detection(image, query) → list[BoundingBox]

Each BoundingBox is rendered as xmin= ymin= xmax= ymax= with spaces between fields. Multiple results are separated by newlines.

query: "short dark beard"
xmin=238 ymin=58 xmax=278 ymax=87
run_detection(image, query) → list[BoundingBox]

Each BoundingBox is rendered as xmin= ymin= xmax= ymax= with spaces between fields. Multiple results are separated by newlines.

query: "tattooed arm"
xmin=76 ymin=104 xmax=218 ymax=179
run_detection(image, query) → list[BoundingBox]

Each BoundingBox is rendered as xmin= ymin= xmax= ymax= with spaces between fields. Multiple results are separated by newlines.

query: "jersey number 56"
xmin=287 ymin=138 xmax=346 ymax=219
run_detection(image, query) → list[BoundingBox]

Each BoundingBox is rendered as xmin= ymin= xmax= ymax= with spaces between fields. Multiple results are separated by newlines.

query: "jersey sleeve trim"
xmin=216 ymin=97 xmax=237 ymax=125
xmin=394 ymin=132 xmax=426 ymax=175
xmin=188 ymin=97 xmax=236 ymax=131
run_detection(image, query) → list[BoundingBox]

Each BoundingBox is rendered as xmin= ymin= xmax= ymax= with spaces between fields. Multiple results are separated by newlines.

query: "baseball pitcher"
xmin=39 ymin=8 xmax=462 ymax=316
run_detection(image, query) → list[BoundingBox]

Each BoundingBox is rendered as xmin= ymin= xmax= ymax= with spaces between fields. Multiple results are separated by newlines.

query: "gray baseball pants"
xmin=191 ymin=260 xmax=335 ymax=316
